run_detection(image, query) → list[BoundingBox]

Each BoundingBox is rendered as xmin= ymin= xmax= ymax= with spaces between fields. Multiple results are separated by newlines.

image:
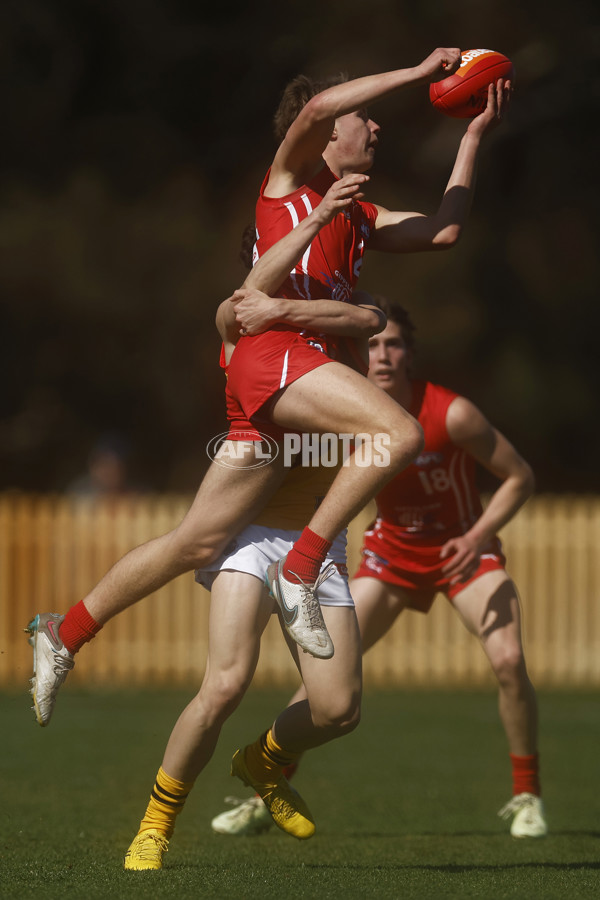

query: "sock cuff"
xmin=157 ymin=766 xmax=194 ymax=796
xmin=510 ymin=752 xmax=539 ymax=767
xmin=299 ymin=527 xmax=332 ymax=556
xmin=59 ymin=600 xmax=102 ymax=654
xmin=140 ymin=766 xmax=193 ymax=838
xmin=262 ymin=729 xmax=301 ymax=768
xmin=71 ymin=599 xmax=101 ymax=632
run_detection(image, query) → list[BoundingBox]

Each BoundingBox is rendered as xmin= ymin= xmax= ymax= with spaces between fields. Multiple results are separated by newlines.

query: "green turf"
xmin=1 ymin=687 xmax=598 ymax=899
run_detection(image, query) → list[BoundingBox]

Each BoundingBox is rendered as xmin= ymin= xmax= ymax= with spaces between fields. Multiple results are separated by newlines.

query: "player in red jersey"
xmin=25 ymin=174 xmax=380 ymax=722
xmin=225 ymin=49 xmax=511 ymax=659
xmin=211 ymin=297 xmax=547 ymax=839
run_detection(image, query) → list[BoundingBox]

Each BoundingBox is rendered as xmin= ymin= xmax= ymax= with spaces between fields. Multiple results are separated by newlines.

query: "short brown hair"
xmin=370 ymin=295 xmax=417 ymax=352
xmin=273 ymin=72 xmax=348 ymax=142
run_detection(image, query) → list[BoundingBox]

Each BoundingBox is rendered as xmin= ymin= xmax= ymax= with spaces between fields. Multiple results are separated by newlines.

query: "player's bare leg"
xmin=451 ymin=570 xmax=537 ymax=755
xmin=218 ymin=602 xmax=362 ymax=837
xmin=126 ymin=566 xmax=324 ymax=868
xmin=166 ymin=570 xmax=319 ymax=839
xmin=160 ymin=572 xmax=272 ymax=779
xmin=273 ymin=604 xmax=362 ymax=751
xmin=27 ymin=444 xmax=287 ymax=727
xmin=349 ymin=577 xmax=413 ymax=652
xmin=125 ymin=569 xmax=271 ymax=868
xmin=211 ymin=601 xmax=362 ymax=837
xmin=452 ymin=569 xmax=547 ymax=837
xmin=209 ymin=579 xmax=412 ymax=836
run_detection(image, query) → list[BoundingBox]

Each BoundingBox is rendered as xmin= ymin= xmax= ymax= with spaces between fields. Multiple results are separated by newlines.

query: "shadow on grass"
xmin=343 ymin=829 xmax=600 ymax=839
xmin=162 ymin=859 xmax=600 ymax=875
xmin=401 ymin=861 xmax=600 ymax=873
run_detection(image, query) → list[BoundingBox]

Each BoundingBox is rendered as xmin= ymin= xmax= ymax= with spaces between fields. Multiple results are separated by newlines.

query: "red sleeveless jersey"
xmin=374 ymin=381 xmax=484 ymax=547
xmin=224 ymin=165 xmax=378 ymax=430
xmin=254 ymin=165 xmax=378 ymax=372
xmin=255 ymin=164 xmax=378 ymax=303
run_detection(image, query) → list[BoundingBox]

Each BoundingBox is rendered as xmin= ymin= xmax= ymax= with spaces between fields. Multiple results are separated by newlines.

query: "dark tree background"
xmin=0 ymin=0 xmax=598 ymax=492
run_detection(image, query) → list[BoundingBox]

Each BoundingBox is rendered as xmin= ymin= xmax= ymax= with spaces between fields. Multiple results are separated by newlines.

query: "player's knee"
xmin=313 ymin=693 xmax=361 ymax=736
xmin=171 ymin=511 xmax=233 ymax=570
xmin=200 ymin=672 xmax=250 ymax=722
xmin=175 ymin=533 xmax=223 ymax=571
xmin=339 ymin=703 xmax=361 ymax=735
xmin=492 ymin=645 xmax=527 ymax=687
xmin=387 ymin=417 xmax=424 ymax=470
xmin=190 ymin=543 xmax=222 ymax=570
xmin=333 ymin=705 xmax=361 ymax=737
xmin=405 ymin=419 xmax=425 ymax=459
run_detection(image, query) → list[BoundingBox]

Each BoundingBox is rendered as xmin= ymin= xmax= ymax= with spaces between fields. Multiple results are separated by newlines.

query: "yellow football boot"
xmin=124 ymin=829 xmax=169 ymax=870
xmin=231 ymin=748 xmax=315 ymax=840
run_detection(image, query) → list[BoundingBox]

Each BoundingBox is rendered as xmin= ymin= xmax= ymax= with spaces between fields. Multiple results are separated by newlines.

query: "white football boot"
xmin=25 ymin=613 xmax=74 ymax=726
xmin=265 ymin=559 xmax=335 ymax=659
xmin=498 ymin=793 xmax=548 ymax=837
xmin=211 ymin=796 xmax=273 ymax=836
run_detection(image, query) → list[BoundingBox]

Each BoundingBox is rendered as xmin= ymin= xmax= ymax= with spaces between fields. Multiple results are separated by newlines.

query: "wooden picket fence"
xmin=1 ymin=491 xmax=599 ymax=689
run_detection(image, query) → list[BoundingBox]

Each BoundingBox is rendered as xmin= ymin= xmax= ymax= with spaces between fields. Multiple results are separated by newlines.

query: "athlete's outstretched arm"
xmin=440 ymin=395 xmax=534 ymax=583
xmin=369 ymin=79 xmax=512 ymax=254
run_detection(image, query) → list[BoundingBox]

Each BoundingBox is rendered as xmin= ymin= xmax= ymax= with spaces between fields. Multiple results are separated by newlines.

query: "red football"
xmin=429 ymin=49 xmax=514 ymax=118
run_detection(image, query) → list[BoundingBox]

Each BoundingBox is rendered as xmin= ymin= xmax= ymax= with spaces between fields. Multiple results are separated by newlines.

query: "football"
xmin=429 ymin=49 xmax=514 ymax=118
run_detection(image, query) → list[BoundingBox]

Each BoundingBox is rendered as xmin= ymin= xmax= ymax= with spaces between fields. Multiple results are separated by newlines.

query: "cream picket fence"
xmin=1 ymin=492 xmax=599 ymax=689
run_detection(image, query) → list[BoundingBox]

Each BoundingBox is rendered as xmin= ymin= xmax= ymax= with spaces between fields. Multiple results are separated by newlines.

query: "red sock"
xmin=59 ymin=600 xmax=103 ymax=655
xmin=283 ymin=527 xmax=332 ymax=584
xmin=510 ymin=752 xmax=541 ymax=797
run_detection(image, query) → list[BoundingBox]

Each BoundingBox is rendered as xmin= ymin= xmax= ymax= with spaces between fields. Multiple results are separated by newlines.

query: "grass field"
xmin=1 ymin=686 xmax=599 ymax=899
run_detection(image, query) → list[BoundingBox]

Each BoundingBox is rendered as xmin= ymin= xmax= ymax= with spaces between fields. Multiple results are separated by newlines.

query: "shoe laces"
xmin=133 ymin=832 xmax=169 ymax=859
xmin=289 ymin=563 xmax=336 ymax=630
xmin=498 ymin=792 xmax=538 ymax=820
xmin=264 ymin=787 xmax=299 ymax=822
xmin=52 ymin=653 xmax=75 ymax=677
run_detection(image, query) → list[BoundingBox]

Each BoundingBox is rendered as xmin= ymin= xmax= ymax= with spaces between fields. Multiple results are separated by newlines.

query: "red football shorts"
xmin=353 ymin=525 xmax=506 ymax=609
xmin=225 ymin=329 xmax=333 ymax=429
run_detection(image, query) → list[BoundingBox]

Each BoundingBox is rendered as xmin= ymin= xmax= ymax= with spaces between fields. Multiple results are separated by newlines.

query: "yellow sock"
xmin=138 ymin=766 xmax=194 ymax=838
xmin=244 ymin=729 xmax=301 ymax=783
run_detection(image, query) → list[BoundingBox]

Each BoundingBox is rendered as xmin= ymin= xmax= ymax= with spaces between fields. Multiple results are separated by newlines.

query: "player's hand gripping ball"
xmin=429 ymin=49 xmax=514 ymax=118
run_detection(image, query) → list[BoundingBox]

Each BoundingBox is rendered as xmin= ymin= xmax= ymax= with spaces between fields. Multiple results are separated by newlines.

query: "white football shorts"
xmin=195 ymin=524 xmax=353 ymax=607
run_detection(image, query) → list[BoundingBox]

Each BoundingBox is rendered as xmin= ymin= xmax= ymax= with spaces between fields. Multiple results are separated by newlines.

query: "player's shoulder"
xmin=420 ymin=380 xmax=461 ymax=413
xmin=424 ymin=380 xmax=458 ymax=399
xmin=258 ymin=163 xmax=334 ymax=205
xmin=444 ymin=391 xmax=491 ymax=445
xmin=419 ymin=381 xmax=469 ymax=442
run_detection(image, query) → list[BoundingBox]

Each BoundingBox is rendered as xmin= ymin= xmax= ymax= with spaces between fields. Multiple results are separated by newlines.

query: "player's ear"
xmin=330 ymin=127 xmax=338 ymax=141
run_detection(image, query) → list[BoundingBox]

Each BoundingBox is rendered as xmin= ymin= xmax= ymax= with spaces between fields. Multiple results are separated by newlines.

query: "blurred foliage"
xmin=0 ymin=0 xmax=598 ymax=491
